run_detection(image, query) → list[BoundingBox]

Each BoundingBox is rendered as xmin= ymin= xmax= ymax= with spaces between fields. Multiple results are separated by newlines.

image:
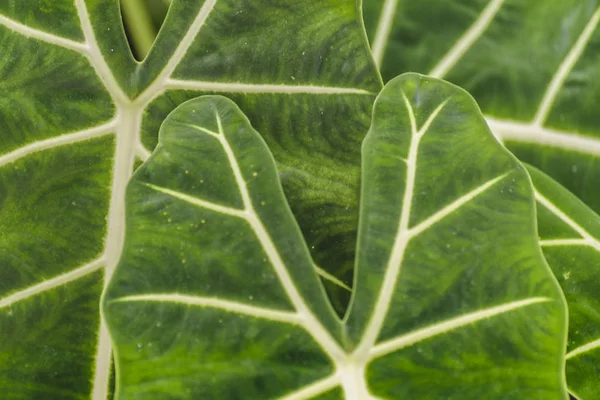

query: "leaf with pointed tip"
xmin=527 ymin=165 xmax=600 ymax=400
xmin=104 ymin=75 xmax=567 ymax=398
xmin=363 ymin=3 xmax=600 ymax=396
xmin=363 ymin=0 xmax=600 ymax=217
xmin=0 ymin=0 xmax=379 ymax=398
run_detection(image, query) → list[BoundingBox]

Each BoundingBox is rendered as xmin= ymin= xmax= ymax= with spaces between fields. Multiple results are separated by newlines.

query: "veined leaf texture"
xmin=363 ymin=1 xmax=600 ymax=397
xmin=0 ymin=0 xmax=378 ymax=398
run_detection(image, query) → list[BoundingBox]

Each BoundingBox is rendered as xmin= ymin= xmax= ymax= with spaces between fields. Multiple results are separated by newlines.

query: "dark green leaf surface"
xmin=363 ymin=3 xmax=600 ymax=397
xmin=105 ymin=75 xmax=567 ymax=399
xmin=363 ymin=0 xmax=600 ymax=215
xmin=0 ymin=0 xmax=379 ymax=397
xmin=527 ymin=166 xmax=600 ymax=400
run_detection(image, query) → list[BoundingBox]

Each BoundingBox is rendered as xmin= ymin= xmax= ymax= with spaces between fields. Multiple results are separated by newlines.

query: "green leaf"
xmin=363 ymin=4 xmax=600 ymax=396
xmin=527 ymin=165 xmax=600 ymax=400
xmin=104 ymin=74 xmax=567 ymax=398
xmin=363 ymin=1 xmax=600 ymax=216
xmin=0 ymin=1 xmax=379 ymax=398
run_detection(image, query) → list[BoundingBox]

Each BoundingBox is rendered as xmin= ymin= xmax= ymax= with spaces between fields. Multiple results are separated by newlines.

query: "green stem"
xmin=120 ymin=0 xmax=157 ymax=60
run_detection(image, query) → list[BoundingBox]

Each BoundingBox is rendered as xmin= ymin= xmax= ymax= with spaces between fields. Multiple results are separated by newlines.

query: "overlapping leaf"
xmin=0 ymin=0 xmax=379 ymax=397
xmin=363 ymin=0 xmax=600 ymax=214
xmin=362 ymin=2 xmax=600 ymax=396
xmin=104 ymin=75 xmax=567 ymax=399
xmin=528 ymin=166 xmax=600 ymax=400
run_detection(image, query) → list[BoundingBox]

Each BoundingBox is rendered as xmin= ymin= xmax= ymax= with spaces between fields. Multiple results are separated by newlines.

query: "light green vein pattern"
xmin=104 ymin=75 xmax=567 ymax=399
xmin=0 ymin=0 xmax=381 ymax=398
xmin=528 ymin=165 xmax=600 ymax=400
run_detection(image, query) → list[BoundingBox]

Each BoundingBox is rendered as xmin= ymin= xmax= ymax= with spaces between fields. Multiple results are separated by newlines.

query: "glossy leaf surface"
xmin=0 ymin=0 xmax=379 ymax=398
xmin=363 ymin=2 xmax=600 ymax=396
xmin=104 ymin=75 xmax=567 ymax=399
xmin=363 ymin=0 xmax=600 ymax=214
xmin=528 ymin=166 xmax=600 ymax=400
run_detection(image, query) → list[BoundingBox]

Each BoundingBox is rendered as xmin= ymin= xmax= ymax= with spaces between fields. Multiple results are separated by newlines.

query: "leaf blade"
xmin=346 ymin=73 xmax=567 ymax=398
xmin=105 ymin=75 xmax=569 ymax=399
xmin=527 ymin=165 xmax=600 ymax=399
xmin=104 ymin=95 xmax=346 ymax=398
xmin=0 ymin=0 xmax=381 ymax=396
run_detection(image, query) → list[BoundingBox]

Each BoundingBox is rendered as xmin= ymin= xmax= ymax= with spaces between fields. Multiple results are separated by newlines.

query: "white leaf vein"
xmin=91 ymin=320 xmax=113 ymax=400
xmin=406 ymin=0 xmax=600 ymax=155
xmin=104 ymin=109 xmax=143 ymax=282
xmin=165 ymin=79 xmax=373 ymax=95
xmin=566 ymin=338 xmax=600 ymax=360
xmin=0 ymin=120 xmax=116 ymax=167
xmin=135 ymin=142 xmax=151 ymax=161
xmin=136 ymin=0 xmax=218 ymax=104
xmin=279 ymin=374 xmax=340 ymax=400
xmin=429 ymin=0 xmax=505 ymax=78
xmin=354 ymin=95 xmax=448 ymax=357
xmin=533 ymin=7 xmax=600 ymax=126
xmin=72 ymin=1 xmax=140 ymax=396
xmin=408 ymin=173 xmax=507 ymax=237
xmin=75 ymin=0 xmax=128 ymax=104
xmin=488 ymin=117 xmax=600 ymax=156
xmin=371 ymin=0 xmax=400 ymax=67
xmin=0 ymin=14 xmax=87 ymax=53
xmin=183 ymin=122 xmax=220 ymax=138
xmin=213 ymin=112 xmax=346 ymax=361
xmin=540 ymin=238 xmax=591 ymax=247
xmin=141 ymin=182 xmax=247 ymax=219
xmin=534 ymin=171 xmax=600 ymax=364
xmin=535 ymin=191 xmax=600 ymax=252
xmin=369 ymin=297 xmax=551 ymax=359
xmin=315 ymin=265 xmax=351 ymax=292
xmin=111 ymin=293 xmax=301 ymax=324
xmin=0 ymin=257 xmax=104 ymax=309
xmin=485 ymin=7 xmax=600 ymax=152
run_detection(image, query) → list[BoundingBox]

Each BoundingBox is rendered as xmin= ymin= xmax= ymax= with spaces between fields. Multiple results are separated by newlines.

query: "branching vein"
xmin=354 ymin=96 xmax=448 ymax=357
xmin=214 ymin=112 xmax=346 ymax=360
xmin=136 ymin=0 xmax=218 ymax=104
xmin=75 ymin=0 xmax=128 ymax=103
xmin=483 ymin=8 xmax=600 ymax=150
xmin=535 ymin=191 xmax=600 ymax=252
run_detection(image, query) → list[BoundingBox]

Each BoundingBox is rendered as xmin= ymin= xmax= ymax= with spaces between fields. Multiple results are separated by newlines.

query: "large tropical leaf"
xmin=527 ymin=165 xmax=600 ymax=400
xmin=104 ymin=74 xmax=567 ymax=399
xmin=363 ymin=3 xmax=600 ymax=397
xmin=363 ymin=0 xmax=600 ymax=216
xmin=0 ymin=0 xmax=379 ymax=398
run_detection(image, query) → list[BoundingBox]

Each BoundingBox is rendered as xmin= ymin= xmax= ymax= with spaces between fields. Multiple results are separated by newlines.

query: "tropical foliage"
xmin=0 ymin=0 xmax=596 ymax=399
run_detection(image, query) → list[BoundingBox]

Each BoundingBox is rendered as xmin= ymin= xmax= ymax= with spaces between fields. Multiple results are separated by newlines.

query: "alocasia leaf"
xmin=363 ymin=1 xmax=600 ymax=216
xmin=0 ymin=0 xmax=379 ymax=398
xmin=104 ymin=74 xmax=567 ymax=398
xmin=527 ymin=165 xmax=600 ymax=400
xmin=363 ymin=3 xmax=600 ymax=397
